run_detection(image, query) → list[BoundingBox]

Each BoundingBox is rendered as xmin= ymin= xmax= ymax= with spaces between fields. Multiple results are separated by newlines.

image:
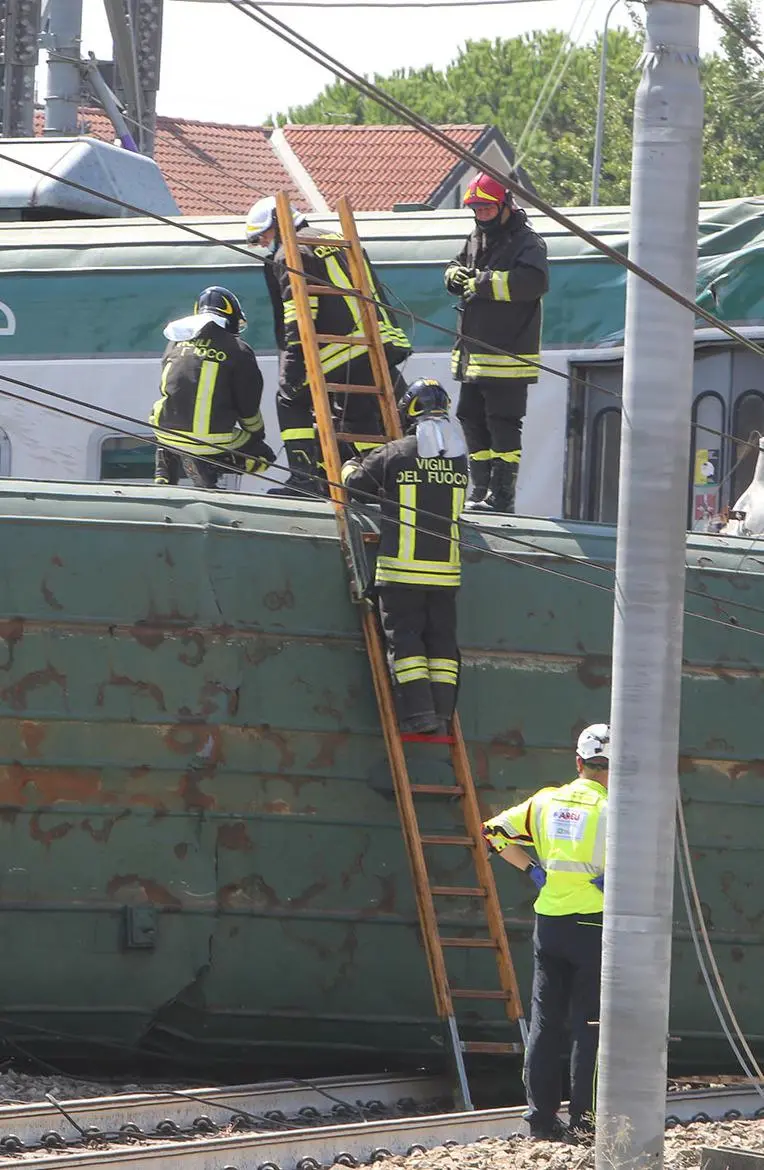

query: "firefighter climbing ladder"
xmin=275 ymin=191 xmax=527 ymax=1111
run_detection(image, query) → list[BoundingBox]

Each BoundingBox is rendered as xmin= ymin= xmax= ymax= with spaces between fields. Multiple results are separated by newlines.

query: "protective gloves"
xmin=591 ymin=873 xmax=605 ymax=892
xmin=526 ymin=863 xmax=547 ymax=890
xmin=447 ymin=265 xmax=475 ymax=293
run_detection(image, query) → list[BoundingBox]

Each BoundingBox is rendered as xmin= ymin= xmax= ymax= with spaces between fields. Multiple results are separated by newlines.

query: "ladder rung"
xmin=440 ymin=937 xmax=497 ymax=949
xmin=325 ymin=383 xmax=384 ymax=395
xmin=451 ymin=989 xmax=509 ymax=999
xmin=401 ymin=733 xmax=455 ymax=745
xmin=430 ymin=886 xmax=485 ymax=896
xmin=461 ymin=1041 xmax=525 ymax=1055
xmin=335 ymin=433 xmax=392 ymax=445
xmin=409 ymin=785 xmax=464 ymax=796
xmin=299 ymin=236 xmax=351 ymax=248
xmin=420 ymin=835 xmax=473 ymax=847
xmin=315 ymin=333 xmax=372 ymax=345
xmin=306 ymin=284 xmax=361 ymax=296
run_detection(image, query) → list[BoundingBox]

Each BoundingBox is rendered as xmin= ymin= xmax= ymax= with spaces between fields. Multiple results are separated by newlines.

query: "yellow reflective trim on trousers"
xmin=282 ymin=427 xmax=315 ymax=441
xmin=430 ymin=672 xmax=458 ymax=685
xmin=450 ymin=486 xmax=464 ymax=564
xmin=428 ymin=658 xmax=458 ymax=671
xmin=470 ymin=450 xmax=493 ymax=462
xmin=491 ymin=271 xmax=511 ymax=301
xmin=398 ymin=482 xmax=417 ymax=564
xmin=495 ymin=450 xmax=521 ymax=464
xmin=153 ymin=428 xmax=237 ymax=454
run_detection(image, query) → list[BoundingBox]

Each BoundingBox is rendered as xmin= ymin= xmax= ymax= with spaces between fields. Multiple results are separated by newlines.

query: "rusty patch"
xmin=29 ymin=814 xmax=73 ymax=847
xmin=261 ymin=799 xmax=293 ymax=814
xmin=729 ymin=759 xmax=764 ymax=782
xmin=96 ymin=672 xmax=166 ymax=712
xmin=217 ymin=821 xmax=253 ymax=852
xmin=178 ymin=770 xmax=216 ymax=811
xmin=306 ymin=732 xmax=349 ymax=771
xmin=0 ymin=764 xmax=103 ymax=806
xmin=79 ymin=811 xmax=130 ymax=843
xmin=340 ymin=843 xmax=369 ymax=891
xmin=0 ymin=618 xmax=23 ymax=673
xmin=107 ymin=874 xmax=182 ymax=908
xmin=0 ymin=808 xmax=18 ymax=824
xmin=218 ymin=873 xmax=280 ymax=911
xmin=244 ymin=636 xmax=284 ymax=667
xmin=198 ymin=682 xmax=240 ymax=718
xmin=131 ymin=624 xmax=166 ymax=650
xmin=250 ymin=726 xmax=295 ymax=772
xmin=263 ymin=585 xmax=295 ymax=611
xmin=360 ymin=874 xmax=396 ymax=917
xmin=179 ymin=632 xmax=206 ymax=667
xmin=174 ymin=843 xmax=189 ymax=860
xmin=19 ymin=722 xmax=46 ymax=758
xmin=1 ymin=665 xmax=67 ymax=713
xmin=289 ymin=879 xmax=328 ymax=910
xmin=41 ymin=580 xmax=63 ymax=612
xmin=576 ymin=653 xmax=611 ymax=690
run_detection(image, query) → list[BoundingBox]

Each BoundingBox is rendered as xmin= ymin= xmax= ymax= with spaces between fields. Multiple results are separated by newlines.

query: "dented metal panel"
xmin=0 ymin=482 xmax=761 ymax=1071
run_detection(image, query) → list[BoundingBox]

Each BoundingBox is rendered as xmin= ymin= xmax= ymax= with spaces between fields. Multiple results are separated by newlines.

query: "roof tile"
xmin=281 ymin=123 xmax=488 ymax=211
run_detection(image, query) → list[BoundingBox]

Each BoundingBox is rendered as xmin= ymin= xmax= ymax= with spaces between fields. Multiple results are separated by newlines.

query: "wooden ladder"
xmin=275 ymin=191 xmax=527 ymax=1110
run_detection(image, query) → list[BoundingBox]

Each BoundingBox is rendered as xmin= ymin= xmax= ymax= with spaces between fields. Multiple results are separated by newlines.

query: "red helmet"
xmin=464 ymin=172 xmax=511 ymax=208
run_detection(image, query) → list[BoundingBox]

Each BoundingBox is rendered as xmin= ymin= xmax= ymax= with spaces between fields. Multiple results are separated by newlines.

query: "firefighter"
xmin=445 ymin=172 xmax=549 ymax=514
xmin=245 ymin=196 xmax=413 ymax=496
xmin=482 ymin=724 xmax=609 ymax=1142
xmin=341 ymin=379 xmax=468 ymax=735
xmin=150 ymin=286 xmax=274 ymax=489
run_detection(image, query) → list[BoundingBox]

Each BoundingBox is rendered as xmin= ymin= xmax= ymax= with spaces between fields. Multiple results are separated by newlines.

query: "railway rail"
xmin=0 ymin=1081 xmax=761 ymax=1168
xmin=0 ymin=1072 xmax=450 ymax=1153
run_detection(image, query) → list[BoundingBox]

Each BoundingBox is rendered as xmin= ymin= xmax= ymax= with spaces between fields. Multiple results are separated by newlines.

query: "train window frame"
xmin=99 ymin=434 xmax=156 ymax=483
xmin=587 ymin=406 xmax=621 ymax=523
xmin=731 ymin=389 xmax=764 ymax=508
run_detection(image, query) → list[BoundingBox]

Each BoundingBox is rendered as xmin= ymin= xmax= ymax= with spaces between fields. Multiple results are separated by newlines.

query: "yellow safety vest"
xmin=483 ymin=776 xmax=607 ymax=915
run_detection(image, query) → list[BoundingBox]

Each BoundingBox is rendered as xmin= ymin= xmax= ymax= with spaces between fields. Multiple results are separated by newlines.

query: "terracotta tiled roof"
xmin=33 ymin=109 xmax=308 ymax=216
xmin=280 ymin=123 xmax=492 ymax=211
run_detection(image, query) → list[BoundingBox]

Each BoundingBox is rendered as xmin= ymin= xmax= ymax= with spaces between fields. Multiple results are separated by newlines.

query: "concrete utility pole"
xmin=43 ymin=0 xmax=84 ymax=134
xmin=595 ymin=4 xmax=703 ymax=1170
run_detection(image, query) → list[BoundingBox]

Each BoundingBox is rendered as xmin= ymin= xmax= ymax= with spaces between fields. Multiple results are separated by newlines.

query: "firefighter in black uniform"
xmin=445 ymin=172 xmax=549 ymax=514
xmin=341 ymin=379 xmax=468 ymax=735
xmin=245 ymin=196 xmax=412 ymax=496
xmin=150 ymin=286 xmax=274 ymax=489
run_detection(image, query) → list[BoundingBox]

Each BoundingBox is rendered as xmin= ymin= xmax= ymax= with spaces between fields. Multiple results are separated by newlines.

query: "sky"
xmin=63 ymin=0 xmax=745 ymax=126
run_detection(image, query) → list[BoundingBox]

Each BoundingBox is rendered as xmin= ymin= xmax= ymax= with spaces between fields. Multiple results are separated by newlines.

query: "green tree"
xmin=278 ymin=4 xmax=764 ymax=208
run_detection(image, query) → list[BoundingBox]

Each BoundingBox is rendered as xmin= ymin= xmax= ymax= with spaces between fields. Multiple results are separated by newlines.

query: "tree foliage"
xmin=276 ymin=1 xmax=764 ymax=207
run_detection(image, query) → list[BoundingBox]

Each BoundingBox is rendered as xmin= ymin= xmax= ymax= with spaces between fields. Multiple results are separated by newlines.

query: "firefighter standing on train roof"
xmin=150 ymin=286 xmax=275 ymax=489
xmin=341 ymin=379 xmax=468 ymax=736
xmin=245 ymin=196 xmax=413 ymax=498
xmin=445 ymin=172 xmax=549 ymax=514
xmin=482 ymin=724 xmax=609 ymax=1142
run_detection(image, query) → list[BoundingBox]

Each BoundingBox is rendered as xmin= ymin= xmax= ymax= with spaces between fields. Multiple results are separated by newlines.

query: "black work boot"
xmin=268 ymin=440 xmax=320 ymax=499
xmin=473 ymin=459 xmax=518 ymax=514
xmin=464 ymin=458 xmax=492 ymax=511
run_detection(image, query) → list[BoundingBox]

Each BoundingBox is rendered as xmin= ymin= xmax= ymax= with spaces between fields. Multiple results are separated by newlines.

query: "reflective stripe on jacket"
xmin=445 ymin=208 xmax=548 ymax=387
xmin=149 ymin=323 xmax=264 ymax=454
xmin=483 ymin=776 xmax=607 ymax=915
xmin=342 ymin=434 xmax=467 ymax=588
xmin=274 ymin=228 xmax=412 ymax=388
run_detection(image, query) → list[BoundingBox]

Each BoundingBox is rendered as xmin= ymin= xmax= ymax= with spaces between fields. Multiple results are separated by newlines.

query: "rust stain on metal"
xmin=164 ymin=723 xmax=223 ymax=767
xmin=174 ymin=843 xmax=189 ymax=859
xmin=179 ymin=632 xmax=206 ymax=667
xmin=340 ymin=842 xmax=369 ymax=891
xmin=199 ymin=682 xmax=240 ymax=718
xmin=217 ymin=822 xmax=253 ymax=852
xmin=1 ymin=665 xmax=67 ymax=712
xmin=80 ymin=811 xmax=130 ymax=843
xmin=96 ymin=672 xmax=167 ymax=712
xmin=218 ymin=873 xmax=280 ymax=911
xmin=178 ymin=771 xmax=216 ymax=811
xmin=0 ymin=618 xmax=24 ymax=672
xmin=249 ymin=726 xmax=295 ymax=771
xmin=20 ymin=721 xmax=46 ymax=758
xmin=729 ymin=759 xmax=764 ymax=782
xmin=576 ymin=651 xmax=611 ymax=690
xmin=29 ymin=814 xmax=73 ymax=847
xmin=261 ymin=799 xmax=294 ymax=814
xmin=472 ymin=729 xmax=525 ymax=784
xmin=306 ymin=732 xmax=349 ymax=771
xmin=244 ymin=637 xmax=284 ymax=667
xmin=0 ymin=764 xmax=102 ymax=805
xmin=289 ymin=879 xmax=328 ymax=910
xmin=131 ymin=624 xmax=166 ymax=650
xmin=263 ymin=584 xmax=295 ymax=612
xmin=360 ymin=874 xmax=397 ymax=917
xmin=107 ymin=874 xmax=182 ymax=908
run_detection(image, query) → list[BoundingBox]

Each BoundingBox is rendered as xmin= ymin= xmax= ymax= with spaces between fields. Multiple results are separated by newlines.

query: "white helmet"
xmin=576 ymin=723 xmax=610 ymax=762
xmin=245 ymin=196 xmax=307 ymax=242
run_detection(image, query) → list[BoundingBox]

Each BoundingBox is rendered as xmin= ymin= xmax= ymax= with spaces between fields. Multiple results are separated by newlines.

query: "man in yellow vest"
xmin=482 ymin=723 xmax=609 ymax=1142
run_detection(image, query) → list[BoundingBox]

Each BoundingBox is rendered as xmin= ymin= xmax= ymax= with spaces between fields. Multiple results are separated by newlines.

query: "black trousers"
xmin=456 ymin=379 xmax=529 ymax=458
xmin=154 ymin=433 xmax=274 ymax=488
xmin=377 ymin=586 xmax=460 ymax=724
xmin=277 ymin=355 xmax=384 ymax=462
xmin=524 ymin=912 xmax=602 ymax=1127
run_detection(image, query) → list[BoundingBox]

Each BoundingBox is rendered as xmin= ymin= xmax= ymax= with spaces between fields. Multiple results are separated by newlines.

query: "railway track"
xmin=0 ymin=1081 xmax=760 ymax=1168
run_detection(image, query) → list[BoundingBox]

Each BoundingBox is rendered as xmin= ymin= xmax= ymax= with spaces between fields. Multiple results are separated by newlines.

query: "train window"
xmin=731 ymin=391 xmax=764 ymax=506
xmin=588 ymin=408 xmax=621 ymax=523
xmin=100 ymin=436 xmax=155 ymax=481
xmin=0 ymin=428 xmax=10 ymax=476
xmin=689 ymin=392 xmax=724 ymax=529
